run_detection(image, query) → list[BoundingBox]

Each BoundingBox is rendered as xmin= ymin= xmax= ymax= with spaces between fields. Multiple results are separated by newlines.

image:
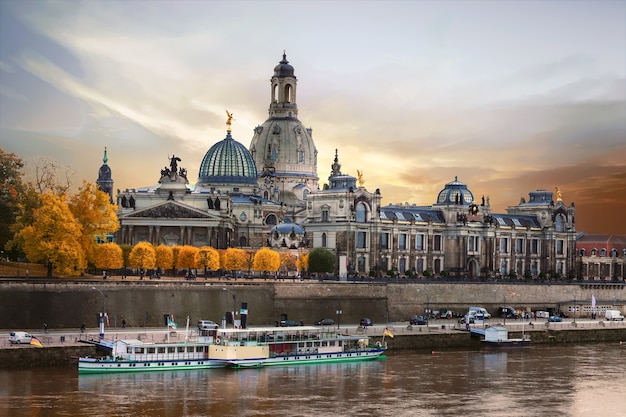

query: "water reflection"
xmin=1 ymin=343 xmax=624 ymax=417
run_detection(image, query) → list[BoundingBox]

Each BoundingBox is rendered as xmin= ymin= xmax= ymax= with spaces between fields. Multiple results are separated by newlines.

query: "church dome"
xmin=273 ymin=53 xmax=295 ymax=77
xmin=198 ymin=132 xmax=258 ymax=185
xmin=434 ymin=176 xmax=474 ymax=206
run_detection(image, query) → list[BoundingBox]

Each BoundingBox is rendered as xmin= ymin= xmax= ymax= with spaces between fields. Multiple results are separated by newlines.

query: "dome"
xmin=434 ymin=176 xmax=474 ymax=206
xmin=198 ymin=132 xmax=258 ymax=185
xmin=273 ymin=53 xmax=295 ymax=77
xmin=270 ymin=223 xmax=305 ymax=235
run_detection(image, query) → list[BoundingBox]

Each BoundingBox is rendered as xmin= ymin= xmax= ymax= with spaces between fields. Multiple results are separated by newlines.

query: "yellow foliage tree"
xmin=93 ymin=243 xmax=123 ymax=273
xmin=68 ymin=181 xmax=119 ymax=264
xmin=155 ymin=244 xmax=174 ymax=274
xmin=280 ymin=252 xmax=297 ymax=275
xmin=253 ymin=247 xmax=280 ymax=276
xmin=129 ymin=242 xmax=156 ymax=275
xmin=177 ymin=245 xmax=199 ymax=273
xmin=223 ymin=248 xmax=248 ymax=273
xmin=18 ymin=193 xmax=85 ymax=277
xmin=297 ymin=252 xmax=309 ymax=273
xmin=196 ymin=246 xmax=220 ymax=277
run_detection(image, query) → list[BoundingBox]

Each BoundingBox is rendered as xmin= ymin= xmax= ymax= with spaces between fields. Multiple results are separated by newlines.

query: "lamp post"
xmin=336 ymin=307 xmax=342 ymax=329
xmin=223 ymin=288 xmax=237 ymax=328
xmin=91 ymin=286 xmax=107 ymax=340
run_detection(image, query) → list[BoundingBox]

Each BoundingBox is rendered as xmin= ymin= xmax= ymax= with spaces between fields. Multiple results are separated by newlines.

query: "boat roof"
xmin=218 ymin=326 xmax=320 ymax=334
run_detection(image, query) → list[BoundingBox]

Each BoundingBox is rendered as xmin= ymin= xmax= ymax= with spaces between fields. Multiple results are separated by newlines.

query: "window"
xmin=579 ymin=248 xmax=586 ymax=256
xmin=398 ymin=233 xmax=407 ymax=250
xmin=531 ymin=261 xmax=538 ymax=275
xmin=500 ymin=259 xmax=508 ymax=275
xmin=468 ymin=236 xmax=479 ymax=252
xmin=600 ymin=248 xmax=607 ymax=257
xmin=381 ymin=233 xmax=389 ymax=249
xmin=399 ymin=258 xmax=406 ymax=273
xmin=555 ymin=215 xmax=565 ymax=232
xmin=556 ymin=240 xmax=564 ymax=255
xmin=433 ymin=235 xmax=442 ymax=251
xmin=415 ymin=234 xmax=424 ymax=250
xmin=516 ymin=238 xmax=524 ymax=254
xmin=416 ymin=258 xmax=424 ymax=273
xmin=531 ymin=239 xmax=539 ymax=254
xmin=321 ymin=208 xmax=329 ymax=223
xmin=321 ymin=233 xmax=327 ymax=248
xmin=357 ymin=232 xmax=366 ymax=249
xmin=500 ymin=238 xmax=509 ymax=253
xmin=355 ymin=203 xmax=367 ymax=223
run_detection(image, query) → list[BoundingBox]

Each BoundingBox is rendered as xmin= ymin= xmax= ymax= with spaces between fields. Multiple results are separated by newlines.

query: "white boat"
xmin=481 ymin=326 xmax=531 ymax=348
xmin=78 ymin=335 xmax=225 ymax=374
xmin=209 ymin=326 xmax=387 ymax=368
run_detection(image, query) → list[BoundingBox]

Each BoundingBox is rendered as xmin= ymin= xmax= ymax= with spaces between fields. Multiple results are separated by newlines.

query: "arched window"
xmin=239 ymin=236 xmax=247 ymax=247
xmin=600 ymin=248 xmax=607 ymax=257
xmin=321 ymin=233 xmax=327 ymax=248
xmin=610 ymin=248 xmax=617 ymax=258
xmin=555 ymin=214 xmax=565 ymax=232
xmin=355 ymin=202 xmax=367 ymax=223
xmin=591 ymin=248 xmax=597 ymax=256
xmin=265 ymin=213 xmax=277 ymax=225
xmin=321 ymin=206 xmax=330 ymax=222
xmin=284 ymin=84 xmax=293 ymax=103
xmin=580 ymin=248 xmax=586 ymax=256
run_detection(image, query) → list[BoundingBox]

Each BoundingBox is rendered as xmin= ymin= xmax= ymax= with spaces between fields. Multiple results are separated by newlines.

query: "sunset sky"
xmin=1 ymin=1 xmax=624 ymax=234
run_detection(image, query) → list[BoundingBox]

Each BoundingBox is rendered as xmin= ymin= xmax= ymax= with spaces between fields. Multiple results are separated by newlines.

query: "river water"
xmin=1 ymin=342 xmax=624 ymax=417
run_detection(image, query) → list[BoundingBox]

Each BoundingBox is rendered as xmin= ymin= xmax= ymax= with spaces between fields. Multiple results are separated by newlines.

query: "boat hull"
xmin=222 ymin=349 xmax=386 ymax=368
xmin=78 ymin=357 xmax=225 ymax=374
xmin=482 ymin=339 xmax=531 ymax=349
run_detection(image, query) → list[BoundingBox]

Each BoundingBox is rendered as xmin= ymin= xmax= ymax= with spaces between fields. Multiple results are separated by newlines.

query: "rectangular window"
xmin=415 ymin=234 xmax=424 ymax=250
xmin=398 ymin=233 xmax=407 ymax=250
xmin=531 ymin=239 xmax=539 ymax=254
xmin=556 ymin=240 xmax=564 ymax=255
xmin=357 ymin=232 xmax=366 ymax=248
xmin=500 ymin=238 xmax=509 ymax=253
xmin=516 ymin=238 xmax=524 ymax=254
xmin=322 ymin=209 xmax=329 ymax=222
xmin=433 ymin=235 xmax=442 ymax=251
xmin=381 ymin=233 xmax=389 ymax=249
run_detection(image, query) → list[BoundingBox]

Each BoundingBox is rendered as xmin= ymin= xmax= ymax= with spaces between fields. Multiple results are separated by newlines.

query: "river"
xmin=1 ymin=342 xmax=624 ymax=417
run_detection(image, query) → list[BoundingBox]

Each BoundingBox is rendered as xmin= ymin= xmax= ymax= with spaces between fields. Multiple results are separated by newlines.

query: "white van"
xmin=605 ymin=310 xmax=624 ymax=321
xmin=469 ymin=307 xmax=491 ymax=319
xmin=9 ymin=331 xmax=33 ymax=344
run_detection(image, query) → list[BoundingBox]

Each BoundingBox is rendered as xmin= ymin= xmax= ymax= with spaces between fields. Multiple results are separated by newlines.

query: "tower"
xmin=96 ymin=147 xmax=114 ymax=204
xmin=249 ymin=52 xmax=319 ymax=205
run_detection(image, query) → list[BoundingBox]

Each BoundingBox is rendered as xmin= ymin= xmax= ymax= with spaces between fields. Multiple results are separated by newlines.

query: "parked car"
xmin=499 ymin=306 xmax=520 ymax=319
xmin=605 ymin=310 xmax=624 ymax=321
xmin=469 ymin=307 xmax=491 ymax=319
xmin=547 ymin=316 xmax=563 ymax=322
xmin=197 ymin=320 xmax=219 ymax=330
xmin=458 ymin=315 xmax=474 ymax=324
xmin=9 ymin=331 xmax=32 ymax=344
xmin=410 ymin=315 xmax=428 ymax=325
xmin=359 ymin=318 xmax=373 ymax=327
xmin=280 ymin=319 xmax=302 ymax=327
xmin=314 ymin=318 xmax=335 ymax=326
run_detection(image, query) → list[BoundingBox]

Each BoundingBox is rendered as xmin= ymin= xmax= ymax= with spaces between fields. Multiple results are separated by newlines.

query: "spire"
xmin=330 ymin=149 xmax=342 ymax=177
xmin=103 ymin=147 xmax=108 ymax=165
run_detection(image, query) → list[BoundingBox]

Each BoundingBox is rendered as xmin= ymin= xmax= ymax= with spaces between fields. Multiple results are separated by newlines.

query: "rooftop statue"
xmin=357 ymin=170 xmax=364 ymax=187
xmin=555 ymin=186 xmax=563 ymax=202
xmin=226 ymin=110 xmax=234 ymax=132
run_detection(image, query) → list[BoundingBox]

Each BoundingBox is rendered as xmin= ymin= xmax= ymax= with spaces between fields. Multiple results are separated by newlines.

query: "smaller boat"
xmin=481 ymin=326 xmax=530 ymax=348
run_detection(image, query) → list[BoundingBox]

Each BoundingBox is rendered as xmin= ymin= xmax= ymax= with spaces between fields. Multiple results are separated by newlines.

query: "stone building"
xmin=575 ymin=234 xmax=626 ymax=280
xmin=104 ymin=52 xmax=581 ymax=280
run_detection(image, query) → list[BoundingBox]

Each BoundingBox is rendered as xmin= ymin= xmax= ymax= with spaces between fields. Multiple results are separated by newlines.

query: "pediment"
xmin=124 ymin=201 xmax=212 ymax=219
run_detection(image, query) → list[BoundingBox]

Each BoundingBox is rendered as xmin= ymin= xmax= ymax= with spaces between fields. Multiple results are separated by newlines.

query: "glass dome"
xmin=198 ymin=132 xmax=258 ymax=185
xmin=434 ymin=176 xmax=474 ymax=206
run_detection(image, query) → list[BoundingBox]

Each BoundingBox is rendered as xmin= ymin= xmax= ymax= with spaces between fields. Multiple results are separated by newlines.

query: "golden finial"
xmin=225 ymin=110 xmax=234 ymax=132
xmin=357 ymin=170 xmax=364 ymax=187
xmin=555 ymin=186 xmax=563 ymax=202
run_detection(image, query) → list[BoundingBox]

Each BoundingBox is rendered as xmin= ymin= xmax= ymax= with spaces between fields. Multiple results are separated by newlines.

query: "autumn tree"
xmin=68 ymin=181 xmax=119 ymax=264
xmin=18 ymin=193 xmax=85 ymax=277
xmin=177 ymin=245 xmax=199 ymax=275
xmin=253 ymin=247 xmax=281 ymax=277
xmin=196 ymin=246 xmax=220 ymax=277
xmin=0 ymin=149 xmax=26 ymax=256
xmin=308 ymin=248 xmax=336 ymax=274
xmin=223 ymin=248 xmax=248 ymax=274
xmin=155 ymin=244 xmax=174 ymax=275
xmin=119 ymin=244 xmax=133 ymax=278
xmin=297 ymin=252 xmax=309 ymax=275
xmin=129 ymin=242 xmax=156 ymax=276
xmin=94 ymin=243 xmax=124 ymax=274
xmin=279 ymin=252 xmax=298 ymax=275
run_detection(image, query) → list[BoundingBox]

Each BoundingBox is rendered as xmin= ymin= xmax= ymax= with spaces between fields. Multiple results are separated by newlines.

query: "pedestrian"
xmin=122 ymin=319 xmax=127 ymax=329
xmin=43 ymin=323 xmax=48 ymax=333
xmin=25 ymin=269 xmax=29 ymax=278
xmin=80 ymin=323 xmax=85 ymax=333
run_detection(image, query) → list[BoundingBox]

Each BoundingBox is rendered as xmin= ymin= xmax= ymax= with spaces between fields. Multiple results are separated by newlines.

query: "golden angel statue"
xmin=225 ymin=110 xmax=234 ymax=130
xmin=555 ymin=186 xmax=563 ymax=202
xmin=357 ymin=170 xmax=364 ymax=186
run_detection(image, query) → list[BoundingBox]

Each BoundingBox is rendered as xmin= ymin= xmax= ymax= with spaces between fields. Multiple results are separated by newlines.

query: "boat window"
xmin=147 ymin=347 xmax=156 ymax=354
xmin=177 ymin=347 xmax=185 ymax=353
xmin=197 ymin=346 xmax=205 ymax=353
xmin=306 ymin=342 xmax=313 ymax=347
xmin=187 ymin=347 xmax=194 ymax=353
xmin=321 ymin=341 xmax=328 ymax=347
xmin=127 ymin=347 xmax=132 ymax=353
xmin=157 ymin=347 xmax=165 ymax=353
xmin=135 ymin=348 xmax=145 ymax=354
xmin=168 ymin=347 xmax=175 ymax=353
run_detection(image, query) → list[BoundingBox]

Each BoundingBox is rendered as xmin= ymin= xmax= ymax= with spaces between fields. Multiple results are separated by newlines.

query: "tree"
xmin=18 ymin=193 xmax=85 ymax=277
xmin=120 ymin=244 xmax=133 ymax=278
xmin=30 ymin=156 xmax=72 ymax=195
xmin=196 ymin=246 xmax=220 ymax=277
xmin=68 ymin=181 xmax=119 ymax=264
xmin=155 ymin=244 xmax=174 ymax=274
xmin=223 ymin=248 xmax=247 ymax=273
xmin=94 ymin=243 xmax=124 ymax=274
xmin=0 ymin=149 xmax=26 ymax=255
xmin=308 ymin=248 xmax=336 ymax=274
xmin=129 ymin=242 xmax=156 ymax=275
xmin=177 ymin=245 xmax=199 ymax=273
xmin=253 ymin=247 xmax=280 ymax=276
xmin=280 ymin=252 xmax=297 ymax=275
xmin=297 ymin=252 xmax=309 ymax=274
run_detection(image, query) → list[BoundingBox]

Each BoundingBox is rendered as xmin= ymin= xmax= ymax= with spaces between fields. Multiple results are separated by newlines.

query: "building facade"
xmin=575 ymin=234 xmax=626 ymax=281
xmin=102 ymin=53 xmax=588 ymax=280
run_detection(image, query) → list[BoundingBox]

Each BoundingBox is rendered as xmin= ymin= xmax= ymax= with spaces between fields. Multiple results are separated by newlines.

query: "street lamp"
xmin=91 ymin=286 xmax=107 ymax=340
xmin=223 ymin=288 xmax=237 ymax=328
xmin=336 ymin=307 xmax=342 ymax=329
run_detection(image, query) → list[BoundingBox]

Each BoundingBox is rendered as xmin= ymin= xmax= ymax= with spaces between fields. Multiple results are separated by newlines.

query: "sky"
xmin=1 ymin=0 xmax=625 ymax=234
